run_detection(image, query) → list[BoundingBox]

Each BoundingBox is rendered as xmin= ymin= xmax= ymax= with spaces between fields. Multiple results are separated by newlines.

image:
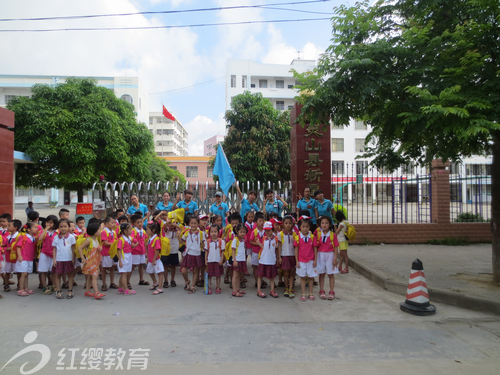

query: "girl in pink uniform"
xmin=37 ymin=215 xmax=58 ymax=295
xmin=146 ymin=222 xmax=165 ymax=295
xmin=294 ymin=218 xmax=318 ymax=302
xmin=131 ymin=215 xmax=148 ymax=287
xmin=15 ymin=222 xmax=39 ymax=297
xmin=117 ymin=223 xmax=136 ymax=296
xmin=313 ymin=216 xmax=339 ymax=301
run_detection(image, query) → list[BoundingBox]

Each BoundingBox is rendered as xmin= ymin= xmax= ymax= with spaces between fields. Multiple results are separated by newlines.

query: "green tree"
xmin=293 ymin=0 xmax=500 ymax=280
xmin=150 ymin=157 xmax=186 ymax=185
xmin=219 ymin=91 xmax=291 ymax=183
xmin=8 ymin=78 xmax=155 ymax=201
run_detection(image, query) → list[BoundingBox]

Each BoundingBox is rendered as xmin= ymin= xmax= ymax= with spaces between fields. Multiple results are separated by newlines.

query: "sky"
xmin=0 ymin=0 xmax=349 ymax=155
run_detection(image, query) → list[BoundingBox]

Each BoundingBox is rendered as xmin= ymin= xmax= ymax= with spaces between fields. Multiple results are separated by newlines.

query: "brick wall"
xmin=0 ymin=108 xmax=14 ymax=217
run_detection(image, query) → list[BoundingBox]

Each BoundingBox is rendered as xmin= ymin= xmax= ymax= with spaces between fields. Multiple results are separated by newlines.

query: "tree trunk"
xmin=492 ymin=134 xmax=500 ymax=283
xmin=77 ymin=184 xmax=84 ymax=203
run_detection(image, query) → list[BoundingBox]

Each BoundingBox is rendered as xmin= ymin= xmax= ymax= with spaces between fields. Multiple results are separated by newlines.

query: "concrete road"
xmin=1 ymin=268 xmax=499 ymax=374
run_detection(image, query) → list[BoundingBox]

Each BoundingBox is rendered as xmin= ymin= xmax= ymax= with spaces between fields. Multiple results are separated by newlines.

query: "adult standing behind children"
xmin=127 ymin=194 xmax=149 ymax=222
xmin=235 ymin=183 xmax=260 ymax=219
xmin=263 ymin=189 xmax=287 ymax=218
xmin=314 ymin=190 xmax=334 ymax=223
xmin=173 ymin=189 xmax=199 ymax=216
xmin=156 ymin=192 xmax=173 ymax=212
xmin=209 ymin=192 xmax=229 ymax=227
xmin=296 ymin=187 xmax=318 ymax=229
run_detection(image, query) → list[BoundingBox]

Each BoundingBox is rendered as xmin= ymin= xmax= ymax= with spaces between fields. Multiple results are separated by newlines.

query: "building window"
xmin=250 ymin=83 xmax=256 ymax=88
xmin=259 ymin=80 xmax=267 ymax=88
xmin=355 ymin=120 xmax=367 ymax=130
xmin=276 ymin=101 xmax=284 ymax=110
xmin=332 ymin=160 xmax=344 ymax=174
xmin=288 ymin=84 xmax=294 ymax=89
xmin=331 ymin=123 xmax=344 ymax=130
xmin=466 ymin=163 xmax=492 ymax=176
xmin=355 ymin=138 xmax=365 ymax=152
xmin=242 ymin=75 xmax=247 ymax=88
xmin=186 ymin=166 xmax=198 ymax=178
xmin=207 ymin=166 xmax=214 ymax=178
xmin=5 ymin=95 xmax=29 ymax=105
xmin=157 ymin=129 xmax=162 ymax=135
xmin=149 ymin=118 xmax=153 ymax=124
xmin=156 ymin=152 xmax=162 ymax=156
xmin=288 ymin=105 xmax=293 ymax=110
xmin=276 ymin=80 xmax=284 ymax=88
xmin=157 ymin=141 xmax=163 ymax=146
xmin=170 ymin=166 xmax=177 ymax=170
xmin=331 ymin=138 xmax=344 ymax=152
xmin=120 ymin=94 xmax=133 ymax=104
xmin=356 ymin=161 xmax=368 ymax=175
xmin=207 ymin=143 xmax=212 ymax=149
xmin=231 ymin=75 xmax=236 ymax=88
xmin=150 ymin=129 xmax=153 ymax=134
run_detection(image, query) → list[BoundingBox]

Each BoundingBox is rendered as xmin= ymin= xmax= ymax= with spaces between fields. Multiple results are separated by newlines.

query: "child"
xmin=1 ymin=213 xmax=13 ymax=292
xmin=52 ymin=219 xmax=76 ymax=299
xmin=101 ymin=216 xmax=118 ymax=291
xmin=314 ymin=216 xmax=339 ymax=300
xmin=6 ymin=219 xmax=22 ymax=291
xmin=37 ymin=215 xmax=59 ymax=295
xmin=180 ymin=216 xmax=204 ymax=294
xmin=131 ymin=214 xmax=148 ymax=287
xmin=244 ymin=211 xmax=256 ymax=275
xmin=280 ymin=216 xmax=297 ymax=298
xmin=197 ymin=215 xmax=209 ymax=288
xmin=146 ymin=222 xmax=165 ymax=295
xmin=74 ymin=217 xmax=86 ymax=236
xmin=78 ymin=223 xmax=105 ymax=299
xmin=212 ymin=215 xmax=223 ymax=236
xmin=294 ymin=218 xmax=318 ymax=301
xmin=256 ymin=221 xmax=281 ymax=298
xmin=69 ymin=221 xmax=76 ymax=235
xmin=249 ymin=212 xmax=268 ymax=289
xmin=15 ymin=222 xmax=39 ymax=296
xmin=205 ymin=224 xmax=225 ymax=294
xmin=231 ymin=223 xmax=248 ymax=297
xmin=223 ymin=213 xmax=242 ymax=288
xmin=335 ymin=211 xmax=349 ymax=274
xmin=160 ymin=213 xmax=181 ymax=288
xmin=117 ymin=223 xmax=136 ymax=295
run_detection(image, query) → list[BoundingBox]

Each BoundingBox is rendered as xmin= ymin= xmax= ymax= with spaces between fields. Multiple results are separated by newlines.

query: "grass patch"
xmin=427 ymin=237 xmax=471 ymax=246
xmin=357 ymin=237 xmax=374 ymax=246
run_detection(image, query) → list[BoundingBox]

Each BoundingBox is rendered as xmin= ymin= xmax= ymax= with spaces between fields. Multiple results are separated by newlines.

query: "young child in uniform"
xmin=146 ymin=222 xmax=165 ymax=295
xmin=0 ymin=213 xmax=12 ymax=293
xmin=231 ymin=223 xmax=248 ymax=297
xmin=280 ymin=216 xmax=297 ymax=298
xmin=314 ymin=216 xmax=339 ymax=300
xmin=160 ymin=214 xmax=181 ymax=288
xmin=249 ymin=212 xmax=267 ymax=289
xmin=256 ymin=221 xmax=281 ymax=298
xmin=15 ymin=222 xmax=39 ymax=297
xmin=205 ymin=224 xmax=225 ymax=295
xmin=78 ymin=223 xmax=105 ymax=300
xmin=244 ymin=211 xmax=256 ymax=274
xmin=335 ymin=211 xmax=350 ymax=274
xmin=197 ymin=215 xmax=209 ymax=288
xmin=4 ymin=219 xmax=21 ymax=292
xmin=117 ymin=223 xmax=136 ymax=296
xmin=101 ymin=216 xmax=118 ymax=291
xmin=37 ymin=215 xmax=59 ymax=295
xmin=52 ymin=219 xmax=76 ymax=299
xmin=180 ymin=216 xmax=204 ymax=294
xmin=294 ymin=218 xmax=318 ymax=302
xmin=131 ymin=214 xmax=148 ymax=287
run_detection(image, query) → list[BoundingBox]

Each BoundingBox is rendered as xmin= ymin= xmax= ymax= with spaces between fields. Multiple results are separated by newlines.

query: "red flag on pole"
xmin=162 ymin=105 xmax=175 ymax=122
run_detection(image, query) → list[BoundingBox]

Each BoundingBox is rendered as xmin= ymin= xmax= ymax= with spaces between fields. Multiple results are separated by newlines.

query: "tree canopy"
xmin=218 ymin=91 xmax=291 ymax=183
xmin=293 ymin=0 xmax=500 ymax=280
xmin=8 ymin=78 xmax=157 ymax=199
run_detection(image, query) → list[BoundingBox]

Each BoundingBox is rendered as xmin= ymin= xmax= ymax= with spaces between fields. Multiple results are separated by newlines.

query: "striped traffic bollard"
xmin=399 ymin=259 xmax=436 ymax=316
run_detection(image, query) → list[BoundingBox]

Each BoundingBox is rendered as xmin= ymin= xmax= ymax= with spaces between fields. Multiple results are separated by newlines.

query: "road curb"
xmin=349 ymin=257 xmax=500 ymax=316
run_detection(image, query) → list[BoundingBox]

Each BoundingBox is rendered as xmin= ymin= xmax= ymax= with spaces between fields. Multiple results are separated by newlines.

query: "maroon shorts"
xmin=207 ymin=262 xmax=224 ymax=277
xmin=280 ymin=256 xmax=296 ymax=271
xmin=233 ymin=260 xmax=248 ymax=274
xmin=257 ymin=264 xmax=277 ymax=279
xmin=52 ymin=261 xmax=75 ymax=275
xmin=181 ymin=254 xmax=203 ymax=269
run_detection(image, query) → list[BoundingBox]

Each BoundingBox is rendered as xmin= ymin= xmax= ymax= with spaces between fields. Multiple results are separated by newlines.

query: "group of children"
xmin=0 ymin=204 xmax=351 ymax=302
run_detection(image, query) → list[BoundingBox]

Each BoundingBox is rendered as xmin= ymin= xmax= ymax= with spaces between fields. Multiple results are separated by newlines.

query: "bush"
xmin=454 ymin=212 xmax=486 ymax=223
xmin=427 ymin=238 xmax=471 ymax=246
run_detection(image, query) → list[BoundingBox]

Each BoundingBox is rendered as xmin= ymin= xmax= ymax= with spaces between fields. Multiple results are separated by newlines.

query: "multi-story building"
xmin=204 ymin=135 xmax=225 ymax=157
xmin=225 ymin=59 xmax=317 ymax=113
xmin=149 ymin=112 xmax=188 ymax=157
xmin=164 ymin=156 xmax=212 ymax=184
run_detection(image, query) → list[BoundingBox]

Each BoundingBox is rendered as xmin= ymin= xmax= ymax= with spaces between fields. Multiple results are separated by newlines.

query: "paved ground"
xmin=1 ymin=265 xmax=499 ymax=374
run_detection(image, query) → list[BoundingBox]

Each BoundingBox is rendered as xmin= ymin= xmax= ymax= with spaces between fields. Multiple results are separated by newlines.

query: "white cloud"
xmin=185 ymin=113 xmax=226 ymax=155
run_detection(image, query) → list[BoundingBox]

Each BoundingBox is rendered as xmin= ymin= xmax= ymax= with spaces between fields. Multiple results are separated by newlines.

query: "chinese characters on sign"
xmin=56 ymin=348 xmax=150 ymax=371
xmin=304 ymin=123 xmax=324 ymax=191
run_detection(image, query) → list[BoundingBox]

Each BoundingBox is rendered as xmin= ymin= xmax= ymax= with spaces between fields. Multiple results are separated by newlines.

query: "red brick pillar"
xmin=431 ymin=159 xmax=450 ymax=224
xmin=290 ymin=103 xmax=331 ymax=208
xmin=0 ymin=108 xmax=14 ymax=217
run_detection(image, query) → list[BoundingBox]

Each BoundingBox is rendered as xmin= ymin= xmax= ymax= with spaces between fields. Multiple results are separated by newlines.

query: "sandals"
xmin=328 ymin=291 xmax=335 ymax=300
xmin=163 ymin=281 xmax=169 ymax=288
xmin=150 ymin=283 xmax=159 ymax=291
xmin=300 ymin=294 xmax=306 ymax=301
xmin=67 ymin=290 xmax=74 ymax=299
xmin=341 ymin=268 xmax=349 ymax=274
xmin=289 ymin=290 xmax=295 ymax=299
xmin=124 ymin=289 xmax=137 ymax=295
xmin=195 ymin=280 xmax=204 ymax=287
xmin=138 ymin=280 xmax=150 ymax=286
xmin=101 ymin=284 xmax=108 ymax=291
xmin=215 ymin=287 xmax=221 ymax=294
xmin=127 ymin=283 xmax=132 ymax=290
xmin=240 ymin=281 xmax=246 ymax=289
xmin=270 ymin=290 xmax=279 ymax=298
xmin=94 ymin=292 xmax=106 ymax=299
xmin=232 ymin=291 xmax=244 ymax=297
xmin=56 ymin=291 xmax=64 ymax=299
xmin=109 ymin=283 xmax=119 ymax=289
xmin=170 ymin=280 xmax=177 ymax=287
xmin=117 ymin=288 xmax=125 ymax=295
xmin=208 ymin=288 xmax=213 ymax=295
xmin=4 ymin=285 xmax=10 ymax=292
xmin=152 ymin=288 xmax=164 ymax=295
xmin=224 ymin=277 xmax=230 ymax=284
xmin=257 ymin=290 xmax=266 ymax=298
xmin=309 ymin=294 xmax=316 ymax=301
xmin=319 ymin=290 xmax=327 ymax=300
xmin=25 ymin=289 xmax=34 ymax=294
xmin=42 ymin=287 xmax=53 ymax=295
xmin=84 ymin=291 xmax=95 ymax=297
xmin=184 ymin=281 xmax=190 ymax=290
xmin=284 ymin=289 xmax=290 ymax=297
xmin=237 ymin=289 xmax=246 ymax=295
xmin=187 ymin=288 xmax=195 ymax=294
xmin=17 ymin=290 xmax=29 ymax=297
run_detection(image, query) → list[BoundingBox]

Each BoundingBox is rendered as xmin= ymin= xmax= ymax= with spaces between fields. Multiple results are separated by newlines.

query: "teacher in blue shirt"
xmin=173 ymin=189 xmax=199 ymax=216
xmin=127 ymin=194 xmax=149 ymax=221
xmin=209 ymin=191 xmax=230 ymax=227
xmin=296 ymin=187 xmax=317 ymax=226
xmin=314 ymin=189 xmax=334 ymax=221
xmin=235 ymin=183 xmax=260 ymax=219
xmin=156 ymin=191 xmax=173 ymax=212
xmin=263 ymin=188 xmax=288 ymax=218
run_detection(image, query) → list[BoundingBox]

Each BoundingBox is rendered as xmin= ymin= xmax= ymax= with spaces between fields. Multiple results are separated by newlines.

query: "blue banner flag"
xmin=213 ymin=144 xmax=235 ymax=196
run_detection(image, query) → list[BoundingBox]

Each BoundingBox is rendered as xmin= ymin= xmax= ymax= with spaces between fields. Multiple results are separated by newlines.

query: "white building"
xmin=0 ymin=74 xmax=150 ymax=206
xmin=204 ymin=135 xmax=225 ymax=157
xmin=149 ymin=112 xmax=188 ymax=157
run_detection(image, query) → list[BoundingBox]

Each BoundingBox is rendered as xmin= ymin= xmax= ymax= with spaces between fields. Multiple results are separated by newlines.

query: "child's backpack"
xmin=160 ymin=236 xmax=171 ymax=256
xmin=75 ymin=234 xmax=91 ymax=258
xmin=9 ymin=234 xmax=25 ymax=262
xmin=344 ymin=222 xmax=356 ymax=241
xmin=109 ymin=238 xmax=119 ymax=262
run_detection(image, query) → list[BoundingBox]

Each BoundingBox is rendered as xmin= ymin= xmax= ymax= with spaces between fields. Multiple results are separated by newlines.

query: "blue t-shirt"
xmin=296 ymin=198 xmax=317 ymax=224
xmin=316 ymin=199 xmax=333 ymax=220
xmin=209 ymin=202 xmax=229 ymax=227
xmin=177 ymin=200 xmax=199 ymax=215
xmin=127 ymin=203 xmax=149 ymax=218
xmin=265 ymin=200 xmax=282 ymax=216
xmin=156 ymin=201 xmax=173 ymax=211
xmin=240 ymin=198 xmax=260 ymax=219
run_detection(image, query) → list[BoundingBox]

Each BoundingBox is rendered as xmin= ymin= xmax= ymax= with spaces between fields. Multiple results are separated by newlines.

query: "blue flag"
xmin=213 ymin=144 xmax=235 ymax=196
